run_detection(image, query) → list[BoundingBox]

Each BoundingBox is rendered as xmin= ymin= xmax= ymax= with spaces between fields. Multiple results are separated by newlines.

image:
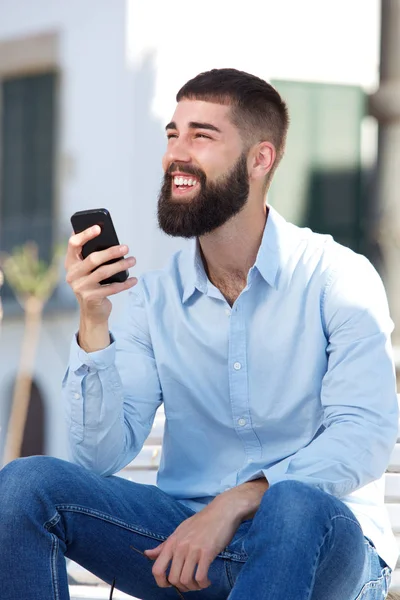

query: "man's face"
xmin=158 ymin=100 xmax=250 ymax=238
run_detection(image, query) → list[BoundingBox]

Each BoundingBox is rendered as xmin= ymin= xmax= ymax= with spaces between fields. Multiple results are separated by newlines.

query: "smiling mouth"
xmin=172 ymin=175 xmax=200 ymax=196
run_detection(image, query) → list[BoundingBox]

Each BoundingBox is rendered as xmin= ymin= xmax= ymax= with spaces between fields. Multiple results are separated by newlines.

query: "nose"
xmin=163 ymin=136 xmax=192 ymax=171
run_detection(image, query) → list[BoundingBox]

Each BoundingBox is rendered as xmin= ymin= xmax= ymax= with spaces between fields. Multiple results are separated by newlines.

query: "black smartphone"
xmin=70 ymin=208 xmax=129 ymax=285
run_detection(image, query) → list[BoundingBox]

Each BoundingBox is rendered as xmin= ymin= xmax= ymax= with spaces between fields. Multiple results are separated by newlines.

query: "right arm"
xmin=62 ymin=226 xmax=162 ymax=475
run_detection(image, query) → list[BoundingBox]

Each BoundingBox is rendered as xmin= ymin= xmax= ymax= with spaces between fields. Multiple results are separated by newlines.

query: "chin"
xmin=170 ymin=191 xmax=199 ymax=203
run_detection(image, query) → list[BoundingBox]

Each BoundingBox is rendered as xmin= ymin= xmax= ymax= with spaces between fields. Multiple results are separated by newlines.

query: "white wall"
xmin=127 ymin=0 xmax=381 ymax=124
xmin=0 ymin=0 xmax=382 ymax=286
xmin=0 ymin=0 xmax=135 ymax=457
xmin=0 ymin=0 xmax=382 ymax=457
xmin=0 ymin=312 xmax=77 ymax=458
xmin=125 ymin=0 xmax=382 ymax=288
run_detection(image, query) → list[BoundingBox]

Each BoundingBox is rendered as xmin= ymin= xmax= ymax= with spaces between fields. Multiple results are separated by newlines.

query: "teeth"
xmin=173 ymin=176 xmax=198 ymax=187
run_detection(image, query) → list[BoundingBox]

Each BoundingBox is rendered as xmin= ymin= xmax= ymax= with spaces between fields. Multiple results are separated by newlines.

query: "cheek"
xmin=198 ymin=145 xmax=239 ymax=177
xmin=205 ymin=160 xmax=232 ymax=182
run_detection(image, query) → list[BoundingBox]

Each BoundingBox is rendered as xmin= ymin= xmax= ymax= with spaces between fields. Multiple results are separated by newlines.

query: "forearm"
xmin=64 ymin=328 xmax=162 ymax=475
xmin=262 ymin=411 xmax=398 ymax=498
xmin=64 ymin=364 xmax=135 ymax=474
xmin=78 ymin=318 xmax=111 ymax=352
xmin=212 ymin=477 xmax=270 ymax=521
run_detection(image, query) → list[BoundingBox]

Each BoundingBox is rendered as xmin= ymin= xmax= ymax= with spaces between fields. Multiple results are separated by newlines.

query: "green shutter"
xmin=269 ymin=81 xmax=365 ymax=252
xmin=1 ymin=72 xmax=56 ymax=258
xmin=0 ymin=71 xmax=57 ymax=300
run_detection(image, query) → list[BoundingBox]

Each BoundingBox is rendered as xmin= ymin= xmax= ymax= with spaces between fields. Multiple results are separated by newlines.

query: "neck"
xmin=199 ymin=201 xmax=268 ymax=285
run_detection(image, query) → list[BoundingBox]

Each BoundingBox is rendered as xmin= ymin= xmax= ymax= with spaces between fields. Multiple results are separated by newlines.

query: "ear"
xmin=249 ymin=142 xmax=276 ymax=182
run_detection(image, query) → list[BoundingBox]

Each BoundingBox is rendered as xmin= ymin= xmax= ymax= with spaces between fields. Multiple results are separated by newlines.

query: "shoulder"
xmin=280 ymin=215 xmax=379 ymax=289
xmin=284 ymin=223 xmax=391 ymax=335
xmin=308 ymin=238 xmax=392 ymax=334
xmin=273 ymin=211 xmax=388 ymax=317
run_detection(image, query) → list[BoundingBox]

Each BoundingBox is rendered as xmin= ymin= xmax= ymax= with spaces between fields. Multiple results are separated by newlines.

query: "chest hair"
xmin=212 ymin=276 xmax=247 ymax=307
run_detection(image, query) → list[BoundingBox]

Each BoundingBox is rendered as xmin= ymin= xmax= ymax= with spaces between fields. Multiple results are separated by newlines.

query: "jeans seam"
xmin=329 ymin=514 xmax=364 ymax=533
xmin=224 ymin=560 xmax=235 ymax=589
xmin=45 ymin=511 xmax=61 ymax=531
xmin=50 ymin=533 xmax=60 ymax=600
xmin=303 ymin=513 xmax=364 ymax=600
xmin=55 ymin=504 xmax=169 ymax=543
xmin=353 ymin=570 xmax=391 ymax=600
xmin=55 ymin=504 xmax=247 ymax=562
xmin=305 ymin=529 xmax=323 ymax=600
xmin=316 ymin=514 xmax=364 ymax=573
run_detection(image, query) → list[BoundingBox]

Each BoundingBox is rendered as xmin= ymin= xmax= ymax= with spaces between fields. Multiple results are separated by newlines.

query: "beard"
xmin=157 ymin=152 xmax=250 ymax=238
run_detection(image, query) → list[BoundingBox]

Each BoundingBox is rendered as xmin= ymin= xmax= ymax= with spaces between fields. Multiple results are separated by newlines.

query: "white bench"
xmin=385 ymin=409 xmax=400 ymax=597
xmin=69 ymin=402 xmax=400 ymax=599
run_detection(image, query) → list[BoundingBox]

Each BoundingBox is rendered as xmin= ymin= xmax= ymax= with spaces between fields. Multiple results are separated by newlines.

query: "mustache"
xmin=166 ymin=162 xmax=206 ymax=182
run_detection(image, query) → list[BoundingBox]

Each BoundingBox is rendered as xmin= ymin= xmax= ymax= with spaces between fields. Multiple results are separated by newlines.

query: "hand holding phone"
xmin=71 ymin=208 xmax=129 ymax=285
xmin=65 ymin=208 xmax=137 ymax=333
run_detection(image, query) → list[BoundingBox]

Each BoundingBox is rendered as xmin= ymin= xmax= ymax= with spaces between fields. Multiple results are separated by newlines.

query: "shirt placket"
xmin=228 ymin=296 xmax=263 ymax=482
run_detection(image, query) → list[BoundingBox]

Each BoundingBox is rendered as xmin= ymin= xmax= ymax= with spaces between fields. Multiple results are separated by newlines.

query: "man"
xmin=0 ymin=69 xmax=398 ymax=600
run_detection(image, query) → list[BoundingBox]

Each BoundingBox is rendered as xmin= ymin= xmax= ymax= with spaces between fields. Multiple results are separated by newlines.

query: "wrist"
xmin=216 ymin=478 xmax=269 ymax=522
xmin=78 ymin=319 xmax=110 ymax=353
xmin=208 ymin=493 xmax=244 ymax=526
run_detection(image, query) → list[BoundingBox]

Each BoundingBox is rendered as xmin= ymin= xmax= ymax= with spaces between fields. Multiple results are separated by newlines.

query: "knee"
xmin=260 ymin=479 xmax=329 ymax=524
xmin=0 ymin=456 xmax=65 ymax=508
xmin=267 ymin=478 xmax=321 ymax=501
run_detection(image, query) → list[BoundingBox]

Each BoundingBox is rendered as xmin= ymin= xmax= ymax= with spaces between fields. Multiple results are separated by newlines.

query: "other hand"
xmin=145 ymin=498 xmax=242 ymax=593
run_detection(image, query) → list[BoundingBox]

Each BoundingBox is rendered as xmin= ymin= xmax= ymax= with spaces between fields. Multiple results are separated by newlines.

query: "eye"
xmin=167 ymin=133 xmax=178 ymax=139
xmin=195 ymin=133 xmax=211 ymax=139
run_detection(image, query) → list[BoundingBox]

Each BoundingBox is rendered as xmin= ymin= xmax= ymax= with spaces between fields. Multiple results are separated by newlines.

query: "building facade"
xmin=0 ymin=0 xmax=383 ymax=459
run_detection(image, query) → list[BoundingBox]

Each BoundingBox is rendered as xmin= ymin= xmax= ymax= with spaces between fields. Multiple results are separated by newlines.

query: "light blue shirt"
xmin=63 ymin=206 xmax=399 ymax=569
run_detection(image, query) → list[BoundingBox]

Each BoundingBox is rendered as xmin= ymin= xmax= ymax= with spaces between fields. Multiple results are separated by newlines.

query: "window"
xmin=0 ymin=379 xmax=45 ymax=461
xmin=0 ymin=71 xmax=57 ymax=301
xmin=269 ymin=81 xmax=366 ymax=253
xmin=20 ymin=380 xmax=45 ymax=457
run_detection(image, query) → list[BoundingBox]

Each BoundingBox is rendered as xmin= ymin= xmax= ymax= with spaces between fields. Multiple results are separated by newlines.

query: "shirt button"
xmin=238 ymin=417 xmax=247 ymax=427
xmin=225 ymin=308 xmax=231 ymax=316
xmin=73 ymin=392 xmax=80 ymax=400
xmin=233 ymin=362 xmax=242 ymax=370
xmin=247 ymin=458 xmax=254 ymax=463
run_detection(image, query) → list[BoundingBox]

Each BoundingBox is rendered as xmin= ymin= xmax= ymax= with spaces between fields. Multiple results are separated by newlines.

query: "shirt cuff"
xmin=68 ymin=332 xmax=116 ymax=372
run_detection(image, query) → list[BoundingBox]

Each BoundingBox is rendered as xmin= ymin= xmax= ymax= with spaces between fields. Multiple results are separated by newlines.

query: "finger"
xmin=145 ymin=544 xmax=163 ymax=560
xmin=152 ymin=544 xmax=174 ymax=588
xmin=83 ymin=244 xmax=130 ymax=273
xmin=167 ymin=548 xmax=190 ymax=592
xmin=72 ymin=255 xmax=134 ymax=290
xmin=65 ymin=225 xmax=101 ymax=269
xmin=85 ymin=256 xmax=136 ymax=287
xmin=79 ymin=276 xmax=138 ymax=299
xmin=179 ymin=551 xmax=203 ymax=592
xmin=194 ymin=552 xmax=213 ymax=589
xmin=66 ymin=245 xmax=130 ymax=283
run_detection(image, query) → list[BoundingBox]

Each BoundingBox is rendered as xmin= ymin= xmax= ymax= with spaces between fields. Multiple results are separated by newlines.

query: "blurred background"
xmin=0 ymin=0 xmax=399 ymax=463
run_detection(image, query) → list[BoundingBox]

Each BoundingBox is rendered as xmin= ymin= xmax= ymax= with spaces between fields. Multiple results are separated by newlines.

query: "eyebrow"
xmin=165 ymin=121 xmax=222 ymax=133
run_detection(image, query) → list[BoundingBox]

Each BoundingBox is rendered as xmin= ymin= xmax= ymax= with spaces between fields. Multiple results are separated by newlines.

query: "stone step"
xmin=390 ymin=569 xmax=400 ymax=592
xmin=69 ymin=585 xmax=138 ymax=599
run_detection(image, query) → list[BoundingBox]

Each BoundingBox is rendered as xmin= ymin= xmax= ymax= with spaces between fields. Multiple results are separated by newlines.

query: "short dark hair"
xmin=177 ymin=68 xmax=289 ymax=183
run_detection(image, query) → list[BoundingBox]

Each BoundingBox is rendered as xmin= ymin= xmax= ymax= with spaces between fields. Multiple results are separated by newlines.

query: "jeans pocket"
xmin=353 ymin=566 xmax=392 ymax=600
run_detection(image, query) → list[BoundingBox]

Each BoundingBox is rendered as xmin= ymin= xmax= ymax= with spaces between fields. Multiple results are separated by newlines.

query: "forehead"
xmin=170 ymin=99 xmax=234 ymax=131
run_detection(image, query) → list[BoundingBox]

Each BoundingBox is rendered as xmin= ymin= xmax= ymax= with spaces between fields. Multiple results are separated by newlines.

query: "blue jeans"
xmin=0 ymin=456 xmax=392 ymax=600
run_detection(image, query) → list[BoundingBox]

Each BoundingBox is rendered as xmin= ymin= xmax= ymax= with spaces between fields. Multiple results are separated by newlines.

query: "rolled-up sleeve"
xmin=62 ymin=280 xmax=162 ymax=475
xmin=263 ymin=254 xmax=399 ymax=497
